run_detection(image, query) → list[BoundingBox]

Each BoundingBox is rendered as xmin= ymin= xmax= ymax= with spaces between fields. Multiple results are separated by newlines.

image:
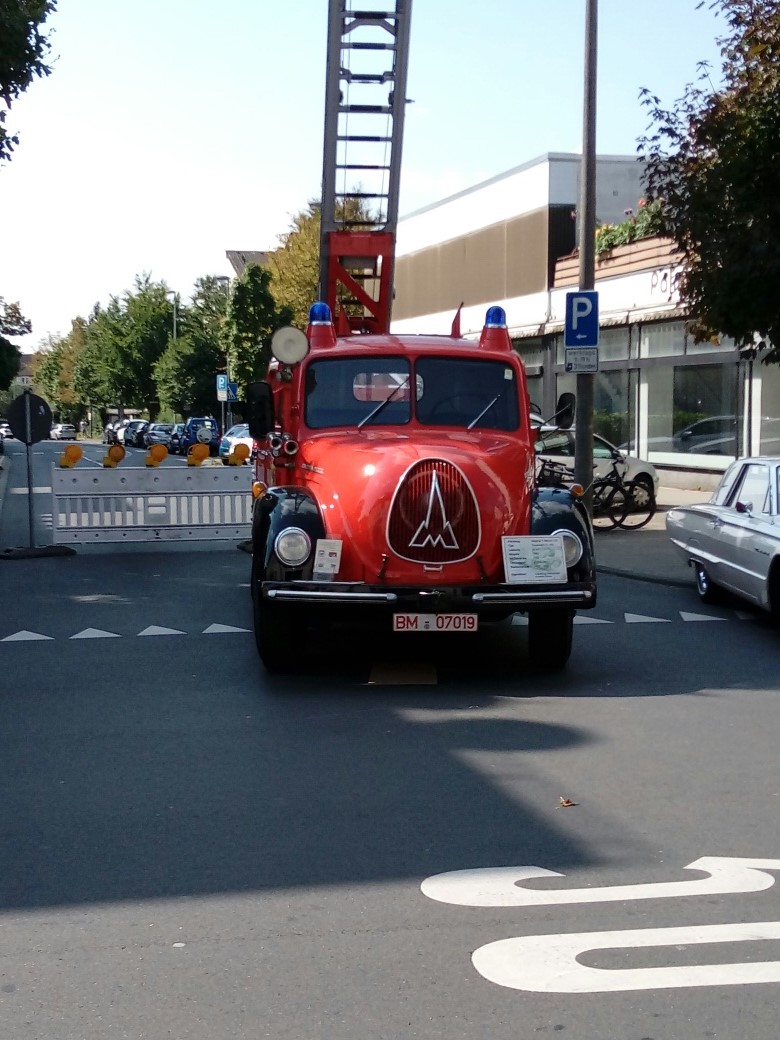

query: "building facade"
xmin=392 ymin=153 xmax=780 ymax=489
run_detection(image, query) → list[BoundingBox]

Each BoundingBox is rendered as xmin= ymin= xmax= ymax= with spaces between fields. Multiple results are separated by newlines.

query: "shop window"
xmin=557 ymin=368 xmax=634 ymax=449
xmin=639 ymin=321 xmax=686 ymax=358
xmin=760 ymin=361 xmax=780 ymax=455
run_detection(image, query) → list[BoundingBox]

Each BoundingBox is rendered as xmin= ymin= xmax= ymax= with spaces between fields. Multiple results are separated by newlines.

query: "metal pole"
xmin=24 ymin=391 xmax=34 ymax=548
xmin=573 ymin=0 xmax=598 ymax=512
xmin=173 ymin=296 xmax=177 ymax=341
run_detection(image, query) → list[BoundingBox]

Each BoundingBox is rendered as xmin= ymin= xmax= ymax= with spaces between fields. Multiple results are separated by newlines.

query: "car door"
xmin=713 ymin=463 xmax=776 ymax=605
xmin=707 ymin=463 xmax=777 ymax=603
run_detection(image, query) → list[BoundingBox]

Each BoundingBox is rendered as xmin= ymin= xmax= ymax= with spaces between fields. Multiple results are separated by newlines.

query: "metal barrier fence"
xmin=52 ymin=465 xmax=254 ymax=544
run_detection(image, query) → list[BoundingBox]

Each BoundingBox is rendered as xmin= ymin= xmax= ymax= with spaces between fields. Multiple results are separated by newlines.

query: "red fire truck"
xmin=245 ymin=1 xmax=596 ymax=672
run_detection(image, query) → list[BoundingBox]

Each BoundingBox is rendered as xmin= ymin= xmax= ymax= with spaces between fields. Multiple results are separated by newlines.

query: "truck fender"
xmin=532 ymin=488 xmax=595 ymax=582
xmin=252 ymin=487 xmax=327 ymax=581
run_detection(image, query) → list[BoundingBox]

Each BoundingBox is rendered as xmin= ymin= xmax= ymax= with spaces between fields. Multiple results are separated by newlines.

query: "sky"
xmin=0 ymin=0 xmax=727 ymax=352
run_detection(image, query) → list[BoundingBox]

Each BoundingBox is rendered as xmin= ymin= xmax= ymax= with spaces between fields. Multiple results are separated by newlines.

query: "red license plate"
xmin=392 ymin=613 xmax=478 ymax=633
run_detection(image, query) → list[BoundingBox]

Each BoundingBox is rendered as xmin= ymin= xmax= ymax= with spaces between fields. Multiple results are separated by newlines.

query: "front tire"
xmin=253 ymin=593 xmax=300 ymax=672
xmin=527 ymin=609 xmax=574 ymax=670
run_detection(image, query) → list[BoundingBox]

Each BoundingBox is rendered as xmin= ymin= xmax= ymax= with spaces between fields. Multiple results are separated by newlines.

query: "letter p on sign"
xmin=564 ymin=291 xmax=599 ymax=347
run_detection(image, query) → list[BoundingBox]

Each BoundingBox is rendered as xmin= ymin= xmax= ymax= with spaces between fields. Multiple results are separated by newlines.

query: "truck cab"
xmin=247 ymin=302 xmax=596 ymax=672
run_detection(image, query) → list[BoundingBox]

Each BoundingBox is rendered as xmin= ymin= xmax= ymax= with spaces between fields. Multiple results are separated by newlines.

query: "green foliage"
xmin=224 ymin=264 xmax=293 ymax=392
xmin=639 ymin=0 xmax=780 ymax=362
xmin=594 ymin=199 xmax=669 ymax=255
xmin=0 ymin=296 xmax=27 ymax=389
xmin=0 ymin=0 xmax=57 ymax=163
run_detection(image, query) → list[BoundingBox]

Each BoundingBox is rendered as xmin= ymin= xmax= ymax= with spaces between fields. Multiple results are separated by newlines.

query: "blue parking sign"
xmin=216 ymin=373 xmax=228 ymax=392
xmin=564 ymin=291 xmax=599 ymax=347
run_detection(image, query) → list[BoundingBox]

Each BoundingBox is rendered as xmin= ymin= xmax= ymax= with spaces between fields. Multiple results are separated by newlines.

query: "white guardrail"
xmin=52 ymin=465 xmax=254 ymax=544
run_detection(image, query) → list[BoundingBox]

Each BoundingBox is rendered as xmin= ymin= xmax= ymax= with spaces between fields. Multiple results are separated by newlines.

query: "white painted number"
xmin=421 ymin=857 xmax=780 ymax=993
xmin=421 ymin=857 xmax=780 ymax=907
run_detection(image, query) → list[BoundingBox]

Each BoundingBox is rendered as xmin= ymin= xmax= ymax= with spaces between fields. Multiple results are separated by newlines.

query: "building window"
xmin=645 ymin=362 xmax=740 ymax=457
xmin=639 ymin=321 xmax=686 ymax=358
xmin=556 ymin=368 xmax=635 ymax=449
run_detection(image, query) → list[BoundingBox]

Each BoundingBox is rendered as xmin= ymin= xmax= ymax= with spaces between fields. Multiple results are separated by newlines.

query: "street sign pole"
xmin=24 ymin=392 xmax=34 ymax=548
xmin=574 ymin=0 xmax=598 ymax=514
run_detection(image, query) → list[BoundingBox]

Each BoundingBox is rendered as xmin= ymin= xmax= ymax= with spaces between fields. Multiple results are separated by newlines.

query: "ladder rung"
xmin=336 ymin=164 xmax=391 ymax=171
xmin=337 ymin=191 xmax=389 ymax=199
xmin=345 ymin=42 xmax=395 ymax=51
xmin=341 ymin=73 xmax=391 ymax=84
xmin=341 ymin=104 xmax=391 ymax=114
xmin=340 ymin=220 xmax=381 ymax=228
xmin=346 ymin=10 xmax=397 ymax=18
xmin=338 ymin=134 xmax=392 ymax=142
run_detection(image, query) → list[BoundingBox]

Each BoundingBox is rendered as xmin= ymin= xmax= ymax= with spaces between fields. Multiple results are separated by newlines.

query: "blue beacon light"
xmin=309 ymin=302 xmax=333 ymax=325
xmin=485 ymin=306 xmax=507 ymax=328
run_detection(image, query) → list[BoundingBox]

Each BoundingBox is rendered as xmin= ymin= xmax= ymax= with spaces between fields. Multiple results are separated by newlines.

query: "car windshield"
xmin=304 ymin=356 xmax=520 ymax=431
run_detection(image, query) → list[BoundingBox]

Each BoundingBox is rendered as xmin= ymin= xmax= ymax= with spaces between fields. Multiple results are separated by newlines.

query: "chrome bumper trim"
xmin=267 ymin=589 xmax=398 ymax=603
xmin=473 ymin=590 xmax=594 ymax=605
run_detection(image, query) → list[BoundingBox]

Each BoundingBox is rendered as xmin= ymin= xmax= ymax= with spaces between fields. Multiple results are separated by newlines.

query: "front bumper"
xmin=263 ymin=580 xmax=596 ymax=611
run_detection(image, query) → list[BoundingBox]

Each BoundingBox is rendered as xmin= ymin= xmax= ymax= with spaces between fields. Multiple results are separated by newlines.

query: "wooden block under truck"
xmin=245 ymin=302 xmax=596 ymax=672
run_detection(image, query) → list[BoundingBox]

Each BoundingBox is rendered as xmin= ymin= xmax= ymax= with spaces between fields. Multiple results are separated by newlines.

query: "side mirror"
xmin=245 ymin=381 xmax=275 ymax=440
xmin=554 ymin=392 xmax=576 ymax=430
xmin=735 ymin=500 xmax=752 ymax=514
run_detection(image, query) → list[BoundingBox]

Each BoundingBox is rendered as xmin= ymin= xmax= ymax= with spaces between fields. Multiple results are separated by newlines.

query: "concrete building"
xmin=392 ymin=153 xmax=780 ymax=489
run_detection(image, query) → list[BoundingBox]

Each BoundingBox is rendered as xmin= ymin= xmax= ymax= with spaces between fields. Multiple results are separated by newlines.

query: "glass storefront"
xmin=557 ymin=367 xmax=635 ymax=449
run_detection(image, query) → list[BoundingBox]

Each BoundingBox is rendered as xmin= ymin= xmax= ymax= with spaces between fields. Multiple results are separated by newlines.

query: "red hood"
xmin=297 ymin=429 xmax=534 ymax=584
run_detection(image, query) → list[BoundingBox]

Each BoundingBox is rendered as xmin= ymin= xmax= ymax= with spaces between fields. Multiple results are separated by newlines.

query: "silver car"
xmin=666 ymin=456 xmax=780 ymax=612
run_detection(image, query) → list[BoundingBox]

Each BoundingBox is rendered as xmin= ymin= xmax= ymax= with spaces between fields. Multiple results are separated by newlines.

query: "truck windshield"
xmin=304 ymin=355 xmax=520 ymax=431
xmin=415 ymin=357 xmax=519 ymax=431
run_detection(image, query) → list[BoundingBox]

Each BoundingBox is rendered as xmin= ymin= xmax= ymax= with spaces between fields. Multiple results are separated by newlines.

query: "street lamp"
xmin=215 ymin=276 xmax=231 ymax=429
xmin=165 ymin=289 xmax=178 ymax=342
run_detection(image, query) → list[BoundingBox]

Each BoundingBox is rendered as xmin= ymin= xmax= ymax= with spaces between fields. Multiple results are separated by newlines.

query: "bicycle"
xmin=590 ymin=457 xmax=656 ymax=530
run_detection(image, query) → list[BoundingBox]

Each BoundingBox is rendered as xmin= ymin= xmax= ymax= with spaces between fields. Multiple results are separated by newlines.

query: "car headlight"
xmin=551 ymin=528 xmax=584 ymax=568
xmin=274 ymin=527 xmax=312 ymax=567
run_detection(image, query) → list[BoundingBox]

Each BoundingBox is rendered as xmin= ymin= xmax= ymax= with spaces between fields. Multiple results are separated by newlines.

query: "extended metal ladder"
xmin=319 ymin=0 xmax=413 ymax=334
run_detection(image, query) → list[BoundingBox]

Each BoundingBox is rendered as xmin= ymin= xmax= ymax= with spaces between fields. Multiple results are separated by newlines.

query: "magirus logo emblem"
xmin=409 ymin=471 xmax=459 ymax=550
xmin=387 ymin=459 xmax=480 ymax=564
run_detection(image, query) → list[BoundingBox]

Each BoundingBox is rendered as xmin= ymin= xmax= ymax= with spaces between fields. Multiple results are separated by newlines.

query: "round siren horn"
xmin=271 ymin=326 xmax=310 ymax=365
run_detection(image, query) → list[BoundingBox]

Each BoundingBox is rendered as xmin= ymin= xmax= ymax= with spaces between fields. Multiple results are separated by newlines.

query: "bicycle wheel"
xmin=617 ymin=480 xmax=657 ymax=529
xmin=591 ymin=483 xmax=626 ymax=530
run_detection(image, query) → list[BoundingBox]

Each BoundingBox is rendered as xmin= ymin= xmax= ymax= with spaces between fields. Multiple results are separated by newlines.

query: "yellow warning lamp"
xmin=186 ymin=443 xmax=210 ymax=466
xmin=102 ymin=444 xmax=125 ymax=467
xmin=145 ymin=443 xmax=168 ymax=467
xmin=58 ymin=443 xmax=83 ymax=468
xmin=229 ymin=443 xmax=251 ymax=466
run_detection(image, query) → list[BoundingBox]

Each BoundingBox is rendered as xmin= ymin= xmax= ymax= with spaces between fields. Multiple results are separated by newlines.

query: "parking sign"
xmin=564 ymin=291 xmax=599 ymax=347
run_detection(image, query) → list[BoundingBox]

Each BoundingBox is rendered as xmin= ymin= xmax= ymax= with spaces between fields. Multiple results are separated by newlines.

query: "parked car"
xmin=0 ymin=421 xmax=13 ymax=440
xmin=122 ymin=420 xmax=148 ymax=447
xmin=181 ymin=416 xmax=220 ymax=456
xmin=169 ymin=423 xmax=185 ymax=455
xmin=532 ymin=421 xmax=659 ymax=506
xmin=672 ymin=415 xmax=739 ymax=456
xmin=51 ymin=423 xmax=77 ymax=440
xmin=218 ymin=423 xmax=254 ymax=463
xmin=144 ymin=422 xmax=174 ymax=448
xmin=113 ymin=420 xmax=133 ymax=444
xmin=667 ymin=456 xmax=780 ymax=612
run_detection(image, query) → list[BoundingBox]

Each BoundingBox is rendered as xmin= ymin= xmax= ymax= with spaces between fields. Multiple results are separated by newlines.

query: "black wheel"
xmin=694 ymin=563 xmax=723 ymax=604
xmin=527 ymin=609 xmax=574 ymax=670
xmin=591 ymin=484 xmax=626 ymax=530
xmin=617 ymin=480 xmax=657 ymax=530
xmin=253 ymin=593 xmax=300 ymax=672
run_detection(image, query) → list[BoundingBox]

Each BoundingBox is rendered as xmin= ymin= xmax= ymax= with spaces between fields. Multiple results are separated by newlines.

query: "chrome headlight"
xmin=274 ymin=527 xmax=312 ymax=567
xmin=551 ymin=528 xmax=584 ymax=568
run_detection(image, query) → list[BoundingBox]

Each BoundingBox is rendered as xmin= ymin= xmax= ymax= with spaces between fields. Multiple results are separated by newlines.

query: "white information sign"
xmin=313 ymin=538 xmax=342 ymax=580
xmin=501 ymin=535 xmax=567 ymax=584
xmin=564 ymin=347 xmax=599 ymax=373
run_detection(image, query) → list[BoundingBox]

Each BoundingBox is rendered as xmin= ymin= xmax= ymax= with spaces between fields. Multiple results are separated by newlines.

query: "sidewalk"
xmin=595 ymin=486 xmax=710 ymax=587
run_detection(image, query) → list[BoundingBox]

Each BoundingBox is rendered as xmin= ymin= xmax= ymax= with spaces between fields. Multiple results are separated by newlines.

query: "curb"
xmin=598 ymin=564 xmax=693 ymax=588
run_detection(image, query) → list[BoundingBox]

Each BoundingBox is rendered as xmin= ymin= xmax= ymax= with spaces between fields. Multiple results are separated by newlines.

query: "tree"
xmin=640 ymin=0 xmax=780 ymax=361
xmin=0 ymin=0 xmax=57 ymax=163
xmin=0 ymin=296 xmax=28 ymax=390
xmin=224 ymin=264 xmax=293 ymax=392
xmin=154 ymin=277 xmax=227 ymax=416
xmin=266 ymin=196 xmax=376 ymax=328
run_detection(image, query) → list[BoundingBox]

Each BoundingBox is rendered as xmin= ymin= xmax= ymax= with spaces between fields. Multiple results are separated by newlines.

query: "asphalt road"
xmin=1 ymin=437 xmax=779 ymax=1039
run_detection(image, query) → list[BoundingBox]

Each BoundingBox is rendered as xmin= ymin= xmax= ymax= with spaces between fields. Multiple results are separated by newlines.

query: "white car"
xmin=667 ymin=456 xmax=780 ymax=611
xmin=219 ymin=423 xmax=255 ymax=464
xmin=0 ymin=421 xmax=13 ymax=440
xmin=50 ymin=423 xmax=77 ymax=440
xmin=532 ymin=421 xmax=659 ymax=506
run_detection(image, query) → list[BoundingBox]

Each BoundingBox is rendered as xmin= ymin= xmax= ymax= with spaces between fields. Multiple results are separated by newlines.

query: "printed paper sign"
xmin=502 ymin=535 xmax=567 ymax=584
xmin=313 ymin=539 xmax=342 ymax=580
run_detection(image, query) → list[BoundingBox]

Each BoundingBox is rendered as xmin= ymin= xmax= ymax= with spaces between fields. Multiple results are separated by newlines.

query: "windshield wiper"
xmin=357 ymin=376 xmax=410 ymax=429
xmin=467 ymin=391 xmax=503 ymax=430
